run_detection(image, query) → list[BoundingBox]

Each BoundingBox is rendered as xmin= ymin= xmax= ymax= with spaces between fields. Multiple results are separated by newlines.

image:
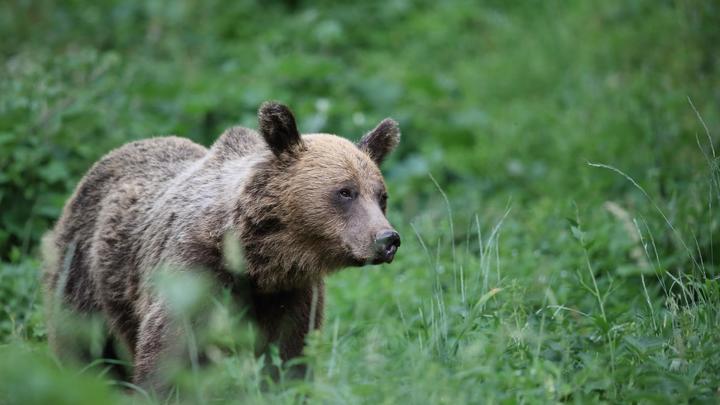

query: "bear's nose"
xmin=374 ymin=230 xmax=401 ymax=263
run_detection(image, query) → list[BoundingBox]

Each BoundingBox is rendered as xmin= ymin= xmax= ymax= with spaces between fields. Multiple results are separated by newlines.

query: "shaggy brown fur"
xmin=43 ymin=101 xmax=401 ymax=392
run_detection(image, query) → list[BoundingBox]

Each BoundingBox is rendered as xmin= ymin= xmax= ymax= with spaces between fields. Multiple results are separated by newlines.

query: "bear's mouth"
xmin=347 ymin=255 xmax=369 ymax=267
xmin=342 ymin=242 xmax=396 ymax=267
xmin=346 ymin=254 xmax=391 ymax=267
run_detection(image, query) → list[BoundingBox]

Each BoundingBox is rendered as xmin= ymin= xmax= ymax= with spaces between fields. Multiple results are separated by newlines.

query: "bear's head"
xmin=238 ymin=102 xmax=401 ymax=289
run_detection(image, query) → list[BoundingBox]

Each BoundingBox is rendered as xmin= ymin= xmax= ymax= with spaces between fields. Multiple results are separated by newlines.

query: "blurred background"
xmin=1 ymin=0 xmax=719 ymax=403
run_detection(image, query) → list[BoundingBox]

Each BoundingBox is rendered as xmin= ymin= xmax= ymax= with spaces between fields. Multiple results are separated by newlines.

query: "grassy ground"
xmin=1 ymin=0 xmax=719 ymax=403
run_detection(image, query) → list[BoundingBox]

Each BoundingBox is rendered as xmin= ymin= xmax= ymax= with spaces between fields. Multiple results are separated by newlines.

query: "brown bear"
xmin=43 ymin=101 xmax=401 ymax=392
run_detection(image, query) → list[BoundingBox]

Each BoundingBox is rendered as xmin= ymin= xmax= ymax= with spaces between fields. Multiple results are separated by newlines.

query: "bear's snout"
xmin=373 ymin=230 xmax=401 ymax=264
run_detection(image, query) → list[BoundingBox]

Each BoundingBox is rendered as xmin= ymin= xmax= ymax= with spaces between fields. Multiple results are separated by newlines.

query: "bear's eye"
xmin=379 ymin=192 xmax=388 ymax=211
xmin=338 ymin=188 xmax=354 ymax=200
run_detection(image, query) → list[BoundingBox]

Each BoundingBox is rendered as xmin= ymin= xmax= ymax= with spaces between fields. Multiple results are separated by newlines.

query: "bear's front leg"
xmin=252 ymin=281 xmax=325 ymax=376
xmin=133 ymin=302 xmax=185 ymax=394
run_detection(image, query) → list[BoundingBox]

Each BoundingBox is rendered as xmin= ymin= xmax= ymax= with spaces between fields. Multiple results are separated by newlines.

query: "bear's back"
xmin=101 ymin=136 xmax=208 ymax=182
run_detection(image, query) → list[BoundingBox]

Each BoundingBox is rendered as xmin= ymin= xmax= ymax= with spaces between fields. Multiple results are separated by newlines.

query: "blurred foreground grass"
xmin=1 ymin=0 xmax=719 ymax=403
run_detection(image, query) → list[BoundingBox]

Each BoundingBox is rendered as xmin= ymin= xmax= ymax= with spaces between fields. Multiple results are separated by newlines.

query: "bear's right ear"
xmin=258 ymin=101 xmax=305 ymax=157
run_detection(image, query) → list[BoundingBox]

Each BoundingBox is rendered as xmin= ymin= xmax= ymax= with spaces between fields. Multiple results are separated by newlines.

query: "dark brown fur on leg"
xmin=251 ymin=282 xmax=324 ymax=380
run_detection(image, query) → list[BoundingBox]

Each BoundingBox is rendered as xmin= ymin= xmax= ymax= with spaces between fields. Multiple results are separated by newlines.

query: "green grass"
xmin=1 ymin=0 xmax=719 ymax=403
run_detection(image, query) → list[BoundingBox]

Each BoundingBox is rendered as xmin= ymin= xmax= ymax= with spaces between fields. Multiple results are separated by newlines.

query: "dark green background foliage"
xmin=1 ymin=0 xmax=719 ymax=403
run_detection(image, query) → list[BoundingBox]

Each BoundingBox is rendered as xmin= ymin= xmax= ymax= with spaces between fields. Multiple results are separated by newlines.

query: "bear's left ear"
xmin=357 ymin=118 xmax=401 ymax=165
xmin=258 ymin=101 xmax=305 ymax=157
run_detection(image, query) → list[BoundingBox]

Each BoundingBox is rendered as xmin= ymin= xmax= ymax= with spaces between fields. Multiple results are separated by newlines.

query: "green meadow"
xmin=1 ymin=0 xmax=719 ymax=403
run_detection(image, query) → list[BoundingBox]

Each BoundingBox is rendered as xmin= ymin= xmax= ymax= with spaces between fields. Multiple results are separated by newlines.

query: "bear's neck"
xmin=176 ymin=155 xmax=321 ymax=288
